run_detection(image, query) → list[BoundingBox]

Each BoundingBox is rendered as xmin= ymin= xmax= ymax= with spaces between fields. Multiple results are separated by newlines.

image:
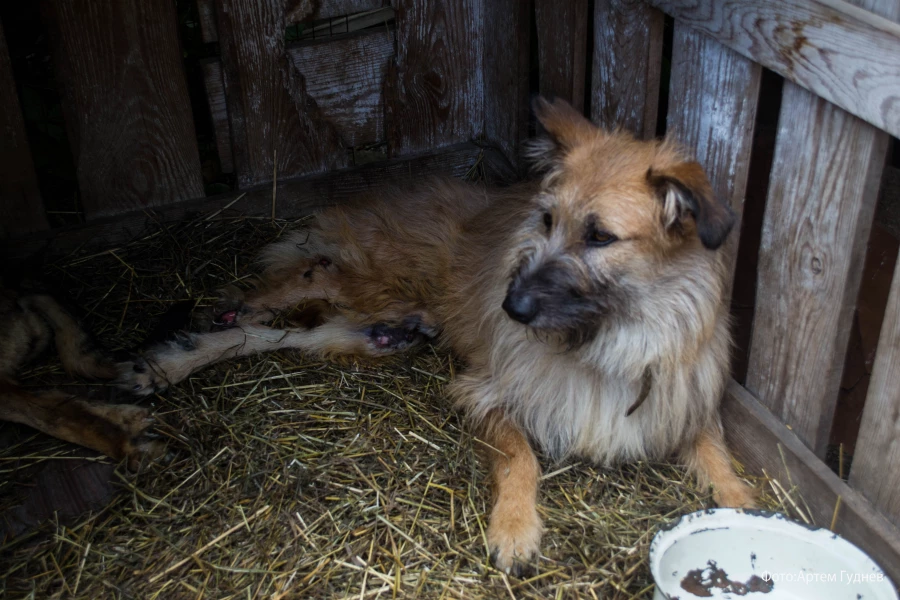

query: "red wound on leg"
xmin=215 ymin=310 xmax=238 ymax=325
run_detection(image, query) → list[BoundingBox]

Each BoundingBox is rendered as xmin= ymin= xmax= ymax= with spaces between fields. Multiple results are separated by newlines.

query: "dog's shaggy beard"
xmin=507 ymin=255 xmax=616 ymax=351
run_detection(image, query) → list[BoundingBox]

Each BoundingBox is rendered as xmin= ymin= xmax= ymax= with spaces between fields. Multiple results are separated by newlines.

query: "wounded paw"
xmin=365 ymin=322 xmax=428 ymax=352
xmin=487 ymin=501 xmax=543 ymax=577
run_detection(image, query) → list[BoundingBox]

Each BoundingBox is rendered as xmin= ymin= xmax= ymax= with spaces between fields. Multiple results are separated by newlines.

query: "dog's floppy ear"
xmin=647 ymin=162 xmax=735 ymax=250
xmin=526 ymin=97 xmax=596 ymax=170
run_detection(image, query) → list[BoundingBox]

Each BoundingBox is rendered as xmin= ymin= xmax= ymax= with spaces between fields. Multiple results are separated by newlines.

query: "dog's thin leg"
xmin=480 ymin=409 xmax=543 ymax=576
xmin=118 ymin=316 xmax=427 ymax=396
xmin=0 ymin=383 xmax=163 ymax=469
xmin=681 ymin=420 xmax=757 ymax=508
xmin=19 ymin=294 xmax=116 ymax=379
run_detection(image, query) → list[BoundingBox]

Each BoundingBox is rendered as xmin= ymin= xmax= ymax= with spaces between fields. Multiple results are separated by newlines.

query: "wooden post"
xmin=591 ymin=0 xmax=663 ymax=138
xmin=483 ymin=0 xmax=530 ymax=170
xmin=535 ymin=0 xmax=589 ymax=113
xmin=42 ymin=0 xmax=204 ymax=218
xmin=665 ymin=25 xmax=761 ymax=298
xmin=0 ymin=20 xmax=47 ymax=236
xmin=385 ymin=0 xmax=485 ymax=156
xmin=851 ymin=260 xmax=900 ymax=528
xmin=745 ymin=83 xmax=887 ymax=457
xmin=843 ymin=0 xmax=900 ymax=529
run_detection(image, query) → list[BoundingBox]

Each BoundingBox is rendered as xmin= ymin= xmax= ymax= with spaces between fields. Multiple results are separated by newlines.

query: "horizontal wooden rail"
xmin=722 ymin=380 xmax=900 ymax=585
xmin=1 ymin=142 xmax=514 ymax=261
xmin=647 ymin=0 xmax=900 ymax=138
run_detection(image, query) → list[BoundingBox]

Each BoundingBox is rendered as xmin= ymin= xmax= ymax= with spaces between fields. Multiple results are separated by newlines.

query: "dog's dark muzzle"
xmin=502 ymin=289 xmax=540 ymax=324
xmin=503 ymin=261 xmax=611 ymax=347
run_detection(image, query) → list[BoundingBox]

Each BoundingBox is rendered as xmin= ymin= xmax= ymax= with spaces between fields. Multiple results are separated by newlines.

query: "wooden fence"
xmin=1 ymin=0 xmax=900 ymax=584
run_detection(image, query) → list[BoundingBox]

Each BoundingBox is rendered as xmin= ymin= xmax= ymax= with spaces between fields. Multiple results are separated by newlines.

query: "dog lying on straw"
xmin=0 ymin=286 xmax=162 ymax=469
xmin=117 ymin=97 xmax=755 ymax=574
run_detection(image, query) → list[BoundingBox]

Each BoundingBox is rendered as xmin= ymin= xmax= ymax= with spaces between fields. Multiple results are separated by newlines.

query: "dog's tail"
xmin=18 ymin=294 xmax=116 ymax=380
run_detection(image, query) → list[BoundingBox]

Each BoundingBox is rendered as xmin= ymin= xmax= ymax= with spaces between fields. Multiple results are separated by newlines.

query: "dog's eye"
xmin=587 ymin=229 xmax=617 ymax=247
xmin=542 ymin=212 xmax=553 ymax=231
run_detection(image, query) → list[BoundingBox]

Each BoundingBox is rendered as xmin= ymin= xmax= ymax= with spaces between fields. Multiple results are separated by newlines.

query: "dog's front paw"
xmin=488 ymin=501 xmax=543 ymax=577
xmin=714 ymin=481 xmax=758 ymax=509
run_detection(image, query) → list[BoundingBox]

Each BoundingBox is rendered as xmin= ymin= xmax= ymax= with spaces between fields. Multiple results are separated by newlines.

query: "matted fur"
xmin=117 ymin=97 xmax=753 ymax=574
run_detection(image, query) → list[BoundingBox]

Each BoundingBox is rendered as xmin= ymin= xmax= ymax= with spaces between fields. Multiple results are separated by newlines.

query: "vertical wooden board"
xmin=0 ymin=21 xmax=47 ymax=236
xmin=535 ymin=0 xmax=589 ymax=113
xmin=385 ymin=0 xmax=484 ymax=156
xmin=196 ymin=0 xmax=218 ymax=43
xmin=200 ymin=60 xmax=234 ymax=174
xmin=482 ymin=0 xmax=530 ymax=169
xmin=287 ymin=31 xmax=395 ymax=147
xmin=216 ymin=0 xmax=346 ymax=188
xmin=591 ymin=0 xmax=663 ymax=138
xmin=746 ymin=81 xmax=887 ymax=457
xmin=42 ymin=0 xmax=204 ymax=218
xmin=851 ymin=262 xmax=900 ymax=527
xmin=666 ymin=24 xmax=761 ymax=296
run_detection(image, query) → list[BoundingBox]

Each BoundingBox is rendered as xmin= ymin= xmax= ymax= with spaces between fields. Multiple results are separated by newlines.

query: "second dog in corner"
xmin=117 ymin=97 xmax=756 ymax=575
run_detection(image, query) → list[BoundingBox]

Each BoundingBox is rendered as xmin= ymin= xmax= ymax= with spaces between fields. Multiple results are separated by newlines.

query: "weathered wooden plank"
xmin=646 ymin=0 xmax=900 ymax=139
xmin=0 ymin=20 xmax=47 ymax=236
xmin=666 ymin=25 xmax=761 ymax=298
xmin=200 ymin=59 xmax=234 ymax=174
xmin=837 ymin=0 xmax=900 ymax=521
xmin=591 ymin=0 xmax=663 ymax=138
xmin=196 ymin=0 xmax=218 ymax=43
xmin=850 ymin=252 xmax=900 ymax=528
xmin=483 ymin=0 xmax=530 ymax=170
xmin=287 ymin=31 xmax=395 ymax=147
xmin=41 ymin=0 xmax=204 ymax=218
xmin=385 ymin=0 xmax=484 ymax=156
xmin=200 ymin=29 xmax=394 ymax=170
xmin=722 ymin=380 xmax=900 ymax=586
xmin=535 ymin=0 xmax=589 ymax=113
xmin=216 ymin=0 xmax=346 ymax=188
xmin=3 ymin=143 xmax=509 ymax=261
xmin=286 ymin=0 xmax=385 ymax=23
xmin=746 ymin=81 xmax=888 ymax=457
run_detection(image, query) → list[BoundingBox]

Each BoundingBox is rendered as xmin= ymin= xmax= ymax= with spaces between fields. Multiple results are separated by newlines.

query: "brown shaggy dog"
xmin=117 ymin=97 xmax=755 ymax=574
xmin=0 ymin=287 xmax=163 ymax=469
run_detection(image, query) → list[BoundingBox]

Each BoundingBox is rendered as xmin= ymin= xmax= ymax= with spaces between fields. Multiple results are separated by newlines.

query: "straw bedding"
xmin=0 ymin=187 xmax=798 ymax=599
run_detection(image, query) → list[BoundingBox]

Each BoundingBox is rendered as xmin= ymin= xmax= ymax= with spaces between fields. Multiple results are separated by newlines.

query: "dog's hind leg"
xmin=0 ymin=383 xmax=164 ymax=469
xmin=681 ymin=420 xmax=757 ymax=508
xmin=19 ymin=294 xmax=116 ymax=379
xmin=117 ymin=315 xmax=433 ymax=396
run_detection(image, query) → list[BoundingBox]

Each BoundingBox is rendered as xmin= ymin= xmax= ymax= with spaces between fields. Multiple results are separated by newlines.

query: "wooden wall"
xmin=639 ymin=0 xmax=900 ymax=582
xmin=1 ymin=0 xmax=529 ymax=236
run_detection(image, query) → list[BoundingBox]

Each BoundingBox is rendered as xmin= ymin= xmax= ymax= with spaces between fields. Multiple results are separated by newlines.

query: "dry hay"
xmin=0 ymin=200 xmax=799 ymax=599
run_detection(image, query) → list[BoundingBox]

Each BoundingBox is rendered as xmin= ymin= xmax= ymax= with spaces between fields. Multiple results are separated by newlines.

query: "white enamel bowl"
xmin=649 ymin=508 xmax=898 ymax=600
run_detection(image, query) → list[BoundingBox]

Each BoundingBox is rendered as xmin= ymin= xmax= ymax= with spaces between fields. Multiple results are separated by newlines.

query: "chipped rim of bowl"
xmin=648 ymin=508 xmax=898 ymax=600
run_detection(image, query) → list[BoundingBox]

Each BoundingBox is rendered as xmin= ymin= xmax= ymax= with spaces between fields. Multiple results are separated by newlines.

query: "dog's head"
xmin=503 ymin=97 xmax=734 ymax=348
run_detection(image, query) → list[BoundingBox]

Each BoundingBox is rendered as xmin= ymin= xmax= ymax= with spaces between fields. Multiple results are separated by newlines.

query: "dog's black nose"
xmin=502 ymin=291 xmax=539 ymax=324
